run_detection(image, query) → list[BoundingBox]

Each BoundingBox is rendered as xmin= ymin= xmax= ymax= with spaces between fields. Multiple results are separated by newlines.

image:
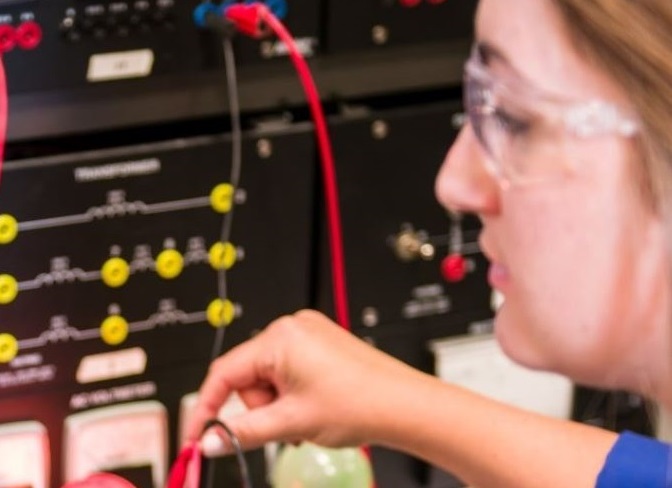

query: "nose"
xmin=434 ymin=124 xmax=500 ymax=216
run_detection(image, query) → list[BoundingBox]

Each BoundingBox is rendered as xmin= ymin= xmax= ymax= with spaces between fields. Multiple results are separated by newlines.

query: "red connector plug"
xmin=224 ymin=3 xmax=270 ymax=38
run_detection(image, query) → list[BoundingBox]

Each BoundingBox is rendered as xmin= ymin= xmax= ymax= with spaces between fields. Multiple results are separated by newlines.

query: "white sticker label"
xmin=87 ymin=49 xmax=154 ymax=82
xmin=77 ymin=347 xmax=147 ymax=384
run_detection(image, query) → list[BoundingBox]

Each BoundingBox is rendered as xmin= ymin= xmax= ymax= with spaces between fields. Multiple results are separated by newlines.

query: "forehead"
xmin=475 ymin=0 xmax=625 ymax=102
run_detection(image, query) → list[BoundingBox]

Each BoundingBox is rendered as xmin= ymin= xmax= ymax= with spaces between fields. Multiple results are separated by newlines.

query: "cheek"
xmin=495 ymin=183 xmax=637 ymax=372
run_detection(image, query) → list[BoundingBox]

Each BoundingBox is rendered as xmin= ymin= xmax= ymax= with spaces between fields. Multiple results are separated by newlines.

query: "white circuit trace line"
xmin=16 ymin=310 xmax=209 ymax=350
xmin=424 ymin=237 xmax=482 ymax=256
xmin=15 ymin=247 xmax=222 ymax=292
xmin=18 ymin=269 xmax=102 ymax=291
xmin=17 ymin=196 xmax=211 ymax=232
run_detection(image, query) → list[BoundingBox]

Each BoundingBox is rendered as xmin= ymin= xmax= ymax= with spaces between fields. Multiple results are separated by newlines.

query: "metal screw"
xmin=420 ymin=243 xmax=436 ymax=260
xmin=372 ymin=25 xmax=389 ymax=45
xmin=257 ymin=139 xmax=273 ymax=159
xmin=371 ymin=120 xmax=389 ymax=140
xmin=234 ymin=188 xmax=247 ymax=205
xmin=361 ymin=307 xmax=379 ymax=327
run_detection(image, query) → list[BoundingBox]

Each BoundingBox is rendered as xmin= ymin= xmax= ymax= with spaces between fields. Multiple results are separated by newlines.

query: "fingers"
xmin=186 ymin=332 xmax=278 ymax=441
xmin=238 ymin=384 xmax=277 ymax=409
xmin=186 ymin=311 xmax=336 ymax=447
xmin=201 ymin=398 xmax=302 ymax=456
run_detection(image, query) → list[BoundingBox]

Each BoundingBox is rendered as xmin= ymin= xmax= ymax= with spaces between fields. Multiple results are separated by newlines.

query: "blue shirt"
xmin=596 ymin=431 xmax=672 ymax=487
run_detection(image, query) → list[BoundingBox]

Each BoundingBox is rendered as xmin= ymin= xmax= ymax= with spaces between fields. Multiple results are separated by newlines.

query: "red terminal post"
xmin=427 ymin=0 xmax=447 ymax=4
xmin=441 ymin=253 xmax=468 ymax=283
xmin=0 ymin=24 xmax=16 ymax=53
xmin=224 ymin=3 xmax=270 ymax=39
xmin=399 ymin=0 xmax=422 ymax=6
xmin=15 ymin=21 xmax=42 ymax=50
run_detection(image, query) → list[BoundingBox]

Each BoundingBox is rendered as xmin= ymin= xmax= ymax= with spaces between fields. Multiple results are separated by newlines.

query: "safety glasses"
xmin=463 ymin=44 xmax=640 ymax=185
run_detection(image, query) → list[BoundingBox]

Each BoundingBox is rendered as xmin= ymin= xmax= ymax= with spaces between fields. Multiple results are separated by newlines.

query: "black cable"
xmin=210 ymin=35 xmax=243 ymax=363
xmin=205 ymin=34 xmax=246 ymax=488
xmin=203 ymin=418 xmax=253 ymax=488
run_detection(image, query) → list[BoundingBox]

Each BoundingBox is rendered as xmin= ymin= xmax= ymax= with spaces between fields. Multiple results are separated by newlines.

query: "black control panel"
xmin=321 ymin=101 xmax=491 ymax=336
xmin=0 ymin=123 xmax=315 ymax=487
xmin=1 ymin=0 xmax=324 ymax=141
xmin=325 ymin=0 xmax=477 ymax=53
xmin=58 ymin=0 xmax=180 ymax=44
xmin=2 ymin=0 xmax=213 ymax=95
xmin=2 ymin=0 xmax=475 ymax=141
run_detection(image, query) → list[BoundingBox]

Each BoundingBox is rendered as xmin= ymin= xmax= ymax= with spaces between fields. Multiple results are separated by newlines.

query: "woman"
xmin=188 ymin=0 xmax=672 ymax=485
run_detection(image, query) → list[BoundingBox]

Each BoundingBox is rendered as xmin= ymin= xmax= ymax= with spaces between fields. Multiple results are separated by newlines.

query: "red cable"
xmin=0 ymin=55 xmax=7 ymax=188
xmin=224 ymin=5 xmax=379 ymax=484
xmin=166 ymin=442 xmax=202 ymax=488
xmin=227 ymin=4 xmax=351 ymax=331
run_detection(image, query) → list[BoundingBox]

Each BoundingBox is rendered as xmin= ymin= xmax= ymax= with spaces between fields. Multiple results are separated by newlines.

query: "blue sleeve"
xmin=596 ymin=431 xmax=672 ymax=487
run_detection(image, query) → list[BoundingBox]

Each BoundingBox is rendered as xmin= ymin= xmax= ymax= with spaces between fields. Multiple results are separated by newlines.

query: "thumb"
xmin=201 ymin=398 xmax=301 ymax=456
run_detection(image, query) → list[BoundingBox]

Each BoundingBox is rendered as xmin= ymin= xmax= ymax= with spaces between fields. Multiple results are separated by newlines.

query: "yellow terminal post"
xmin=156 ymin=249 xmax=184 ymax=279
xmin=0 ymin=333 xmax=18 ymax=363
xmin=0 ymin=275 xmax=18 ymax=305
xmin=0 ymin=214 xmax=18 ymax=245
xmin=209 ymin=242 xmax=237 ymax=270
xmin=210 ymin=183 xmax=235 ymax=214
xmin=207 ymin=298 xmax=235 ymax=328
xmin=101 ymin=257 xmax=131 ymax=288
xmin=100 ymin=315 xmax=129 ymax=346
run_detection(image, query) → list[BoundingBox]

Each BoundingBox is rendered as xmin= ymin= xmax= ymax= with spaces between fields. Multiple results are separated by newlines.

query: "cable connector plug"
xmin=225 ymin=3 xmax=270 ymax=39
xmin=193 ymin=2 xmax=237 ymax=38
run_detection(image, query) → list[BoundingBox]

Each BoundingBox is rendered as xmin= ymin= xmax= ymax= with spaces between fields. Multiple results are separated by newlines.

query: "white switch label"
xmin=77 ymin=347 xmax=147 ymax=384
xmin=87 ymin=49 xmax=154 ymax=82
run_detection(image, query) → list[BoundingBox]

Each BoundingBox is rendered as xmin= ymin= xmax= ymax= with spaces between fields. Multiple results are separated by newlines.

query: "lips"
xmin=479 ymin=234 xmax=510 ymax=289
xmin=488 ymin=262 xmax=510 ymax=289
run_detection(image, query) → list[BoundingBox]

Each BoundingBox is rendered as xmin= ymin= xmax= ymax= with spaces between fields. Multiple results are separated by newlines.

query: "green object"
xmin=271 ymin=443 xmax=373 ymax=488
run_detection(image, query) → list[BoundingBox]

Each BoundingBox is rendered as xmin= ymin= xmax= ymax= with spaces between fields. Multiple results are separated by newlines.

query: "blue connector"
xmin=245 ymin=0 xmax=288 ymax=20
xmin=193 ymin=2 xmax=219 ymax=28
xmin=265 ymin=0 xmax=288 ymax=19
xmin=194 ymin=0 xmax=238 ymax=36
xmin=195 ymin=0 xmax=287 ymax=29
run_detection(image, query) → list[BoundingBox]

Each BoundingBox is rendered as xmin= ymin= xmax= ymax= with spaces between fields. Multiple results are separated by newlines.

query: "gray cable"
xmin=211 ymin=36 xmax=242 ymax=362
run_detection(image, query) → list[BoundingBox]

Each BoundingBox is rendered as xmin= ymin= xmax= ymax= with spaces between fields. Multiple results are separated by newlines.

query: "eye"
xmin=492 ymin=107 xmax=531 ymax=136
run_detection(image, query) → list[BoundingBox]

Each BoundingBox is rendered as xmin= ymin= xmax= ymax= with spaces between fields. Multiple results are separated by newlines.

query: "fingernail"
xmin=201 ymin=431 xmax=230 ymax=458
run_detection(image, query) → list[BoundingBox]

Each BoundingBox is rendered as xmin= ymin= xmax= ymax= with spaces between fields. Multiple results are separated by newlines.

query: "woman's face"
xmin=436 ymin=0 xmax=672 ymax=389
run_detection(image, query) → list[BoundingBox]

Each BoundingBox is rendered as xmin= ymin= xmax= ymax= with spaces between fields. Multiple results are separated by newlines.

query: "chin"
xmin=493 ymin=306 xmax=553 ymax=373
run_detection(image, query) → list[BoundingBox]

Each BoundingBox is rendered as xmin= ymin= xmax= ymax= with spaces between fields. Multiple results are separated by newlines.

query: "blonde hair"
xmin=554 ymin=0 xmax=672 ymax=212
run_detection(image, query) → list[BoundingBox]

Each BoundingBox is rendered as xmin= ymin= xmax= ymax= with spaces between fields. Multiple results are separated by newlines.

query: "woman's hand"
xmin=187 ymin=309 xmax=420 ymax=451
